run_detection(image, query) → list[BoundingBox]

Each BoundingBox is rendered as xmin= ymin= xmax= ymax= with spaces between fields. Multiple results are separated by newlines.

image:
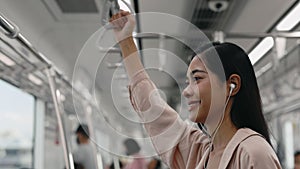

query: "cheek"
xmin=198 ymin=83 xmax=212 ymax=106
xmin=191 ymin=84 xmax=212 ymax=122
xmin=197 ymin=96 xmax=211 ymax=122
xmin=192 ymin=82 xmax=211 ymax=98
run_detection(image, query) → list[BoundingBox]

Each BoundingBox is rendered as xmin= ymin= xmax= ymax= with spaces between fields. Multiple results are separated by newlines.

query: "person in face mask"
xmin=122 ymin=138 xmax=147 ymax=169
xmin=72 ymin=124 xmax=97 ymax=169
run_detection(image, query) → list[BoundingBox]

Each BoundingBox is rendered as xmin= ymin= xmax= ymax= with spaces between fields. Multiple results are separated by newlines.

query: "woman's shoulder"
xmin=237 ymin=128 xmax=272 ymax=154
xmin=223 ymin=128 xmax=275 ymax=162
xmin=233 ymin=128 xmax=281 ymax=168
xmin=236 ymin=128 xmax=278 ymax=162
xmin=238 ymin=133 xmax=272 ymax=154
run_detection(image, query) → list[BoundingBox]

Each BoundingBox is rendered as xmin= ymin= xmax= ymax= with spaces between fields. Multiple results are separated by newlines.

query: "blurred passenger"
xmin=295 ymin=151 xmax=300 ymax=169
xmin=74 ymin=162 xmax=85 ymax=169
xmin=147 ymin=157 xmax=161 ymax=169
xmin=123 ymin=138 xmax=147 ymax=169
xmin=73 ymin=124 xmax=96 ymax=169
xmin=107 ymin=160 xmax=124 ymax=169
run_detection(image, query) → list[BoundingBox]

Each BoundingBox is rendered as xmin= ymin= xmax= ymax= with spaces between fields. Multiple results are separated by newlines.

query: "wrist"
xmin=118 ymin=36 xmax=137 ymax=58
xmin=119 ymin=36 xmax=134 ymax=45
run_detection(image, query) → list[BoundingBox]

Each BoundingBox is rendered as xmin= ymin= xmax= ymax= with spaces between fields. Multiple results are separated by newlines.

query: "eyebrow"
xmin=186 ymin=69 xmax=208 ymax=80
xmin=191 ymin=69 xmax=207 ymax=75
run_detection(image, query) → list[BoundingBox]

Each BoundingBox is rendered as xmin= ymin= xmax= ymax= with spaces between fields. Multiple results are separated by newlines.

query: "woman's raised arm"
xmin=110 ymin=11 xmax=143 ymax=79
xmin=109 ymin=11 xmax=210 ymax=169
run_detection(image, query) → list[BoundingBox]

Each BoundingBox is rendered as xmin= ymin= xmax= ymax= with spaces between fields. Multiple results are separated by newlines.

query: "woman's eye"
xmin=193 ymin=77 xmax=203 ymax=81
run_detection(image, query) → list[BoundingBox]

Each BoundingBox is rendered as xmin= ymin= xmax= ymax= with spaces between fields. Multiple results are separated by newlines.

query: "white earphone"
xmin=230 ymin=83 xmax=236 ymax=90
xmin=229 ymin=83 xmax=236 ymax=95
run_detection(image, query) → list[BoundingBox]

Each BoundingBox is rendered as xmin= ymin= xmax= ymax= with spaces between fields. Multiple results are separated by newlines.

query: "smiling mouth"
xmin=188 ymin=101 xmax=201 ymax=111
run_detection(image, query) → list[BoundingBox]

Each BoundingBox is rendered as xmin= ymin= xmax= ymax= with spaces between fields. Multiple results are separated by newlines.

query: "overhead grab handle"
xmin=100 ymin=0 xmax=135 ymax=28
xmin=0 ymin=13 xmax=20 ymax=38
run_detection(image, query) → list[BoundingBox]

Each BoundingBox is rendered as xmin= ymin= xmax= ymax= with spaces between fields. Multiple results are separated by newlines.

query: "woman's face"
xmin=183 ymin=56 xmax=211 ymax=123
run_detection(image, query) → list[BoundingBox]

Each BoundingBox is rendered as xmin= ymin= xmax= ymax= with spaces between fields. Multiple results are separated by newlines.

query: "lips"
xmin=188 ymin=100 xmax=200 ymax=105
xmin=188 ymin=100 xmax=201 ymax=111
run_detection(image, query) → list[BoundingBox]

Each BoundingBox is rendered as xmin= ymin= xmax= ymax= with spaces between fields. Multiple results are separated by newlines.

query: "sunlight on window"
xmin=0 ymin=79 xmax=34 ymax=169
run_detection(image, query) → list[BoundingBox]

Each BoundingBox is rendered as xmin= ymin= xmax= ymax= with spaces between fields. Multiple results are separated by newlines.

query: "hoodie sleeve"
xmin=128 ymin=69 xmax=211 ymax=169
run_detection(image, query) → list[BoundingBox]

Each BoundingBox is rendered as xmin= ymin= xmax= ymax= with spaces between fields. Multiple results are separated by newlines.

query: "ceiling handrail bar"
xmin=0 ymin=13 xmax=96 ymax=105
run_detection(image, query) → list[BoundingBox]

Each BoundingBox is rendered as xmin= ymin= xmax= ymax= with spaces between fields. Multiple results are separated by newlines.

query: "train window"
xmin=0 ymin=79 xmax=34 ymax=169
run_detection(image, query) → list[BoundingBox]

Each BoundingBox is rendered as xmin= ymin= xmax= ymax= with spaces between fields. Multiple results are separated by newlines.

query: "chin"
xmin=189 ymin=117 xmax=198 ymax=123
xmin=189 ymin=112 xmax=200 ymax=122
xmin=189 ymin=111 xmax=206 ymax=123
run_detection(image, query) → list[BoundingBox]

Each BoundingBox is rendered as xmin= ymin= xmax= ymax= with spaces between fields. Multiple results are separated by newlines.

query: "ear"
xmin=227 ymin=74 xmax=241 ymax=96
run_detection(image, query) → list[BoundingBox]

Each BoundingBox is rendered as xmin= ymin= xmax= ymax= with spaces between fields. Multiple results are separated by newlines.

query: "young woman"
xmin=109 ymin=11 xmax=282 ymax=169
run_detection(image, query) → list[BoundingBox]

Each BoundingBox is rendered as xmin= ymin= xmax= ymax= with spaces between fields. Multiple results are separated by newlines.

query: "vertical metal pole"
xmin=113 ymin=156 xmax=121 ymax=169
xmin=85 ymin=105 xmax=100 ymax=169
xmin=159 ymin=34 xmax=166 ymax=71
xmin=34 ymin=99 xmax=45 ymax=169
xmin=283 ymin=121 xmax=294 ymax=169
xmin=272 ymin=36 xmax=279 ymax=72
xmin=46 ymin=68 xmax=74 ymax=169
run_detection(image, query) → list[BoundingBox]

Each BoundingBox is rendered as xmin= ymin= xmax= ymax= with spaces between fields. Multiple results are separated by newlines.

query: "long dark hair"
xmin=198 ymin=42 xmax=271 ymax=145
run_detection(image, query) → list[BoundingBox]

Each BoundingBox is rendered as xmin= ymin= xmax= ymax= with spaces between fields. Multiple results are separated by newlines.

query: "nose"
xmin=183 ymin=85 xmax=193 ymax=98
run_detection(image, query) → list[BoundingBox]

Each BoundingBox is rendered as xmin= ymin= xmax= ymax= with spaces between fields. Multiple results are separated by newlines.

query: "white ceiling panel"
xmin=225 ymin=0 xmax=297 ymax=51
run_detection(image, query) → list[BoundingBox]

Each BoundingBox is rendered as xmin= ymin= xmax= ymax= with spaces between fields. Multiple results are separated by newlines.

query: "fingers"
xmin=109 ymin=11 xmax=131 ymax=30
xmin=120 ymin=10 xmax=130 ymax=16
xmin=109 ymin=11 xmax=130 ymax=22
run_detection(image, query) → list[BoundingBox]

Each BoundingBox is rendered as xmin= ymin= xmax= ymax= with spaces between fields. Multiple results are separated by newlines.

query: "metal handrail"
xmin=0 ymin=12 xmax=97 ymax=169
xmin=46 ymin=68 xmax=74 ymax=169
